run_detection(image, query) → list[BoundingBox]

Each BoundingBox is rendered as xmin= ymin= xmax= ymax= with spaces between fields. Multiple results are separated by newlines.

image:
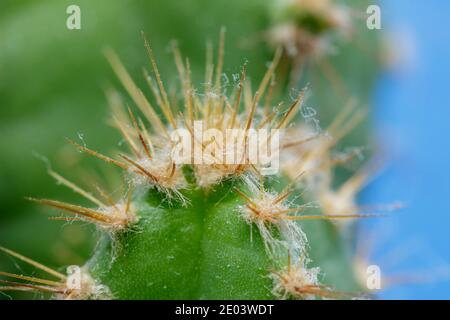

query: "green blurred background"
xmin=0 ymin=0 xmax=380 ymax=298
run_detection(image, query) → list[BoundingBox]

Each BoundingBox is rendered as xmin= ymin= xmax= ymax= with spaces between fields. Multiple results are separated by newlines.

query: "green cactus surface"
xmin=0 ymin=0 xmax=382 ymax=300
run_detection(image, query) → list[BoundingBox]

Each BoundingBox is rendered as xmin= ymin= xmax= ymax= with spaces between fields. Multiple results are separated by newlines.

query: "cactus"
xmin=0 ymin=29 xmax=378 ymax=299
xmin=0 ymin=0 xmax=383 ymax=300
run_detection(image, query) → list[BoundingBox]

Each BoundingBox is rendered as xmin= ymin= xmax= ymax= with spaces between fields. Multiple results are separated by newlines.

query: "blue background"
xmin=366 ymin=1 xmax=450 ymax=299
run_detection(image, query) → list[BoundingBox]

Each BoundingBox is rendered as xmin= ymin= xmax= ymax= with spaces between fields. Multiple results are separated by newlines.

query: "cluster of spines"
xmin=0 ymin=246 xmax=110 ymax=300
xmin=0 ymin=29 xmax=387 ymax=300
